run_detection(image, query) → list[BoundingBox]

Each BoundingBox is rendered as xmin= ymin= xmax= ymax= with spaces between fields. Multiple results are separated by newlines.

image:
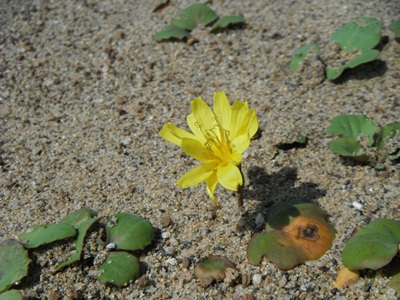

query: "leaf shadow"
xmin=243 ymin=166 xmax=327 ymax=230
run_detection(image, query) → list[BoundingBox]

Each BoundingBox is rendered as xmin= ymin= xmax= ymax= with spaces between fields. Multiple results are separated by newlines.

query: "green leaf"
xmin=172 ymin=16 xmax=197 ymax=31
xmin=342 ymin=219 xmax=400 ymax=271
xmin=181 ymin=3 xmax=218 ymax=27
xmin=328 ymin=137 xmax=363 ymax=156
xmin=97 ymin=252 xmax=140 ymax=287
xmin=326 ymin=114 xmax=378 ymax=146
xmin=59 ymin=207 xmax=98 ymax=228
xmin=56 ymin=214 xmax=99 ymax=271
xmin=0 ymin=290 xmax=23 ymax=300
xmin=389 ymin=19 xmax=400 ymax=37
xmin=290 ymin=44 xmax=322 ymax=72
xmin=326 ymin=49 xmax=380 ymax=80
xmin=104 ymin=213 xmax=154 ymax=251
xmin=155 ymin=24 xmax=191 ymax=41
xmin=331 ymin=17 xmax=382 ymax=52
xmin=376 ymin=123 xmax=400 ymax=150
xmin=210 ymin=15 xmax=245 ymax=33
xmin=19 ymin=223 xmax=76 ymax=249
xmin=0 ymin=240 xmax=31 ymax=293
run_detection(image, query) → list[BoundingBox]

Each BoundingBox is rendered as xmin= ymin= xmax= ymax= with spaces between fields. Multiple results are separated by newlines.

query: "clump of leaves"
xmin=326 ymin=114 xmax=400 ymax=167
xmin=96 ymin=213 xmax=155 ymax=287
xmin=155 ymin=3 xmax=245 ymax=42
xmin=5 ymin=208 xmax=155 ymax=290
xmin=247 ymin=202 xmax=335 ymax=270
xmin=290 ymin=17 xmax=382 ymax=80
xmin=0 ymin=240 xmax=31 ymax=294
xmin=341 ymin=219 xmax=400 ymax=293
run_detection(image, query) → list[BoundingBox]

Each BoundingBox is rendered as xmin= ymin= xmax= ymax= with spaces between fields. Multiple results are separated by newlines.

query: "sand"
xmin=1 ymin=0 xmax=399 ymax=299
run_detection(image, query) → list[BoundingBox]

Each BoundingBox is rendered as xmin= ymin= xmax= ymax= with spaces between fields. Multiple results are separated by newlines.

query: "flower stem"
xmin=237 ymin=163 xmax=244 ymax=209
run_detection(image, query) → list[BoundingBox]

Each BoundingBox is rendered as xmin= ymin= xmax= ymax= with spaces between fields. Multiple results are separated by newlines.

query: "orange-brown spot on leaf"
xmin=282 ymin=215 xmax=335 ymax=261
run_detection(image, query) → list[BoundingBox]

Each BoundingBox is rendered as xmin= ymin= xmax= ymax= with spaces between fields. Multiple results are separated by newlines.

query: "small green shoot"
xmin=102 ymin=213 xmax=154 ymax=251
xmin=194 ymin=255 xmax=236 ymax=281
xmin=154 ymin=24 xmax=192 ymax=41
xmin=210 ymin=15 xmax=245 ymax=33
xmin=0 ymin=290 xmax=23 ymax=300
xmin=389 ymin=19 xmax=400 ymax=37
xmin=291 ymin=17 xmax=382 ymax=80
xmin=342 ymin=219 xmax=400 ymax=271
xmin=155 ymin=3 xmax=245 ymax=42
xmin=289 ymin=44 xmax=321 ymax=72
xmin=0 ymin=240 xmax=31 ymax=293
xmin=97 ymin=252 xmax=140 ymax=287
xmin=247 ymin=202 xmax=335 ymax=270
xmin=19 ymin=223 xmax=76 ymax=249
xmin=327 ymin=17 xmax=382 ymax=79
xmin=326 ymin=114 xmax=400 ymax=165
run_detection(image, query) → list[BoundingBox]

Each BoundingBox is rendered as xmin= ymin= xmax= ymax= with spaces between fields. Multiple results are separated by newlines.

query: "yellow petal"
xmin=213 ymin=91 xmax=231 ymax=130
xmin=206 ymin=172 xmax=218 ymax=203
xmin=232 ymin=134 xmax=251 ymax=155
xmin=217 ymin=162 xmax=243 ymax=191
xmin=159 ymin=122 xmax=197 ymax=147
xmin=177 ymin=162 xmax=217 ymax=188
xmin=191 ymin=97 xmax=215 ymax=134
xmin=235 ymin=109 xmax=258 ymax=138
xmin=230 ymin=100 xmax=250 ymax=137
xmin=187 ymin=113 xmax=207 ymax=143
xmin=181 ymin=138 xmax=214 ymax=162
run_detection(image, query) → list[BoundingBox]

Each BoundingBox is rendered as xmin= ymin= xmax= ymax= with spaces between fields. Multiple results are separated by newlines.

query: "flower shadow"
xmin=244 ymin=166 xmax=327 ymax=230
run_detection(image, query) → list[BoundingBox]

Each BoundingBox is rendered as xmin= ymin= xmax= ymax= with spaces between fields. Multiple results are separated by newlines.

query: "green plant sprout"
xmin=290 ymin=17 xmax=382 ymax=80
xmin=247 ymin=202 xmax=335 ymax=270
xmin=326 ymin=114 xmax=400 ymax=166
xmin=0 ymin=240 xmax=31 ymax=294
xmin=155 ymin=3 xmax=245 ymax=42
xmin=342 ymin=219 xmax=400 ymax=293
xmin=0 ymin=208 xmax=154 ymax=293
xmin=389 ymin=19 xmax=400 ymax=38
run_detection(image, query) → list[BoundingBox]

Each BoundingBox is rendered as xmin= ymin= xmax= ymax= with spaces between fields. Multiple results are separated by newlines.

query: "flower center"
xmin=199 ymin=118 xmax=241 ymax=165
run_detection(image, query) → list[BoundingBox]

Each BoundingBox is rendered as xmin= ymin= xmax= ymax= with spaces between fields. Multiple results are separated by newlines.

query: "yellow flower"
xmin=160 ymin=91 xmax=258 ymax=203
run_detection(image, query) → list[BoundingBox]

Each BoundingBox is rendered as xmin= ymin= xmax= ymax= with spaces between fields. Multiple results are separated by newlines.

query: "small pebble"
xmin=166 ymin=258 xmax=177 ymax=266
xmin=161 ymin=231 xmax=171 ymax=239
xmin=352 ymin=201 xmax=363 ymax=211
xmin=252 ymin=274 xmax=262 ymax=285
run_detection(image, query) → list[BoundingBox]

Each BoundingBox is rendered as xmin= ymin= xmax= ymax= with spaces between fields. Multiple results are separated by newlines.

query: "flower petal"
xmin=181 ymin=138 xmax=214 ymax=162
xmin=159 ymin=122 xmax=197 ymax=147
xmin=191 ymin=97 xmax=215 ymax=134
xmin=217 ymin=162 xmax=243 ymax=191
xmin=230 ymin=100 xmax=250 ymax=137
xmin=234 ymin=109 xmax=258 ymax=138
xmin=213 ymin=91 xmax=231 ymax=130
xmin=187 ymin=113 xmax=206 ymax=143
xmin=206 ymin=172 xmax=218 ymax=203
xmin=232 ymin=134 xmax=251 ymax=155
xmin=177 ymin=162 xmax=217 ymax=188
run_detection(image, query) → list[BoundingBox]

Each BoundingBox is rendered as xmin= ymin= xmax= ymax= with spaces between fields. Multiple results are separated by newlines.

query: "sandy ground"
xmin=1 ymin=0 xmax=400 ymax=299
